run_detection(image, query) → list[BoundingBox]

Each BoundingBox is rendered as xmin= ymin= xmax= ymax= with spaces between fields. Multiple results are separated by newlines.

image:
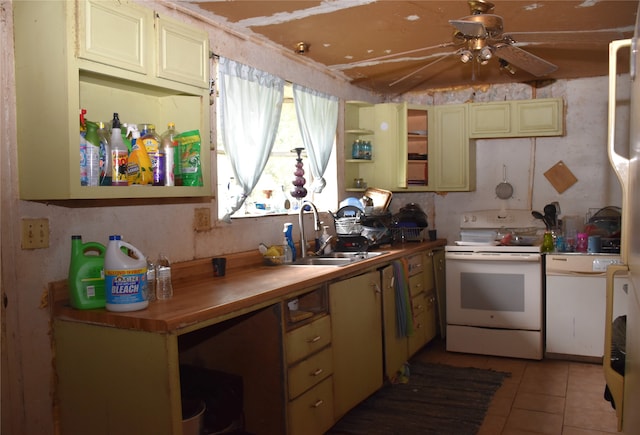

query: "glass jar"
xmin=353 ymin=178 xmax=366 ymax=189
xmin=351 ymin=140 xmax=363 ymax=159
xmin=542 ymin=231 xmax=555 ymax=253
xmin=576 ymin=232 xmax=588 ymax=252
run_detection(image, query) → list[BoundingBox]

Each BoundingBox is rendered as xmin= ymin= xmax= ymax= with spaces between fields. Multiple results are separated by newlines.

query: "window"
xmin=216 ymin=82 xmax=338 ymax=219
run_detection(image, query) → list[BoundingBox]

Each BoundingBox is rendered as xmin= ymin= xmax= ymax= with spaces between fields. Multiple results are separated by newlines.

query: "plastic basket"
xmin=335 ymin=217 xmax=362 ymax=235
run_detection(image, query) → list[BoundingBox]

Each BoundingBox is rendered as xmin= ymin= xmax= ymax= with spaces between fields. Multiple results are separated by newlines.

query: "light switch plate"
xmin=21 ymin=218 xmax=49 ymax=249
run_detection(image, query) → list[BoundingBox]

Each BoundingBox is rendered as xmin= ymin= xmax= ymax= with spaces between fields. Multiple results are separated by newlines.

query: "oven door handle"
xmin=445 ymin=253 xmax=540 ymax=262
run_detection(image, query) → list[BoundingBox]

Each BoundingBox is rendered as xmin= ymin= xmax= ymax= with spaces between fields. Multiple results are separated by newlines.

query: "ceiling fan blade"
xmin=389 ymin=51 xmax=457 ymax=87
xmin=504 ymin=29 xmax=629 ymax=45
xmin=494 ymin=44 xmax=557 ymax=77
xmin=347 ymin=42 xmax=458 ymax=67
xmin=449 ymin=19 xmax=487 ymax=38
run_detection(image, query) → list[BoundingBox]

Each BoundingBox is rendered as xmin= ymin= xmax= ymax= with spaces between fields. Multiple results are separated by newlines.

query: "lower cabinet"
xmin=382 ymin=250 xmax=437 ymax=380
xmin=283 ymin=287 xmax=334 ymax=435
xmin=53 ymin=253 xmax=440 ymax=434
xmin=330 ymin=270 xmax=383 ymax=419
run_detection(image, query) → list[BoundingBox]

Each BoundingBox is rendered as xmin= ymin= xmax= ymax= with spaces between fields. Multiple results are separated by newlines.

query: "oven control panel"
xmin=460 ymin=210 xmax=544 ymax=230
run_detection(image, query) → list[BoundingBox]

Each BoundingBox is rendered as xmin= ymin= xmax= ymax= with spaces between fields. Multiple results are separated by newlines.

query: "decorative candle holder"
xmin=290 ymin=147 xmax=307 ymax=200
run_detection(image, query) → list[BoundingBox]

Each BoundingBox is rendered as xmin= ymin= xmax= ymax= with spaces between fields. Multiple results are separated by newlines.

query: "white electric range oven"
xmin=445 ymin=210 xmax=546 ymax=360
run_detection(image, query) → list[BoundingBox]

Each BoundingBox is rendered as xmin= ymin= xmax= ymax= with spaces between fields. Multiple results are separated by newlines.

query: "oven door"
xmin=445 ymin=251 xmax=542 ymax=330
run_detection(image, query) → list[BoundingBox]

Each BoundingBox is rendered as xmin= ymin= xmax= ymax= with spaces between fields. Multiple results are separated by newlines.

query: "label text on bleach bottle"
xmin=106 ymin=268 xmax=147 ymax=305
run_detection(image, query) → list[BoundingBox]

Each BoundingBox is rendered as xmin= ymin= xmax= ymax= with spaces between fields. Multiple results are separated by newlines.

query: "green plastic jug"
xmin=68 ymin=235 xmax=106 ymax=309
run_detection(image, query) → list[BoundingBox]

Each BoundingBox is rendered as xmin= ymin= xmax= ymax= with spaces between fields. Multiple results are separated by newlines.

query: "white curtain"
xmin=219 ymin=57 xmax=284 ymax=222
xmin=293 ymin=84 xmax=339 ymax=193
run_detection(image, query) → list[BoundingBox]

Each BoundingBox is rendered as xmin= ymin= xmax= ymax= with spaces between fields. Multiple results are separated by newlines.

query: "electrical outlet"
xmin=21 ymin=218 xmax=49 ymax=249
xmin=194 ymin=208 xmax=210 ymax=232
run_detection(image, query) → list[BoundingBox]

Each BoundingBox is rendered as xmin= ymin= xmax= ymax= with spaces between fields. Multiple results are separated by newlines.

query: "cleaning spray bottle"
xmin=284 ymin=223 xmax=296 ymax=262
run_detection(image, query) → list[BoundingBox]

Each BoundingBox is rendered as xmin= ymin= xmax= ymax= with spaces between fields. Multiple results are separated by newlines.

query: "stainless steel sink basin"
xmin=290 ymin=251 xmax=387 ymax=267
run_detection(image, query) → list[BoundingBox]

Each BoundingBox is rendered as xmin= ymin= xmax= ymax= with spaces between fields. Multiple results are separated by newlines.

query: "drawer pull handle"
xmin=307 ymin=335 xmax=321 ymax=343
xmin=312 ymin=399 xmax=324 ymax=408
xmin=311 ymin=368 xmax=324 ymax=376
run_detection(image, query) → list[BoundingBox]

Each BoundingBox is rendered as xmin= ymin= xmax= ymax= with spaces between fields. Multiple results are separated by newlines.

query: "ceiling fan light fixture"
xmin=479 ymin=46 xmax=493 ymax=61
xmin=499 ymin=58 xmax=517 ymax=74
xmin=459 ymin=49 xmax=473 ymax=63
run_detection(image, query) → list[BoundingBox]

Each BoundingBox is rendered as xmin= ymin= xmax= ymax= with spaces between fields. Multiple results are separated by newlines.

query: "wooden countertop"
xmin=51 ymin=240 xmax=446 ymax=334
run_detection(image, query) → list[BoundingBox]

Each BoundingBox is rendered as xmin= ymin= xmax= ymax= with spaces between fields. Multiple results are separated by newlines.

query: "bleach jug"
xmin=68 ymin=235 xmax=106 ymax=309
xmin=104 ymin=235 xmax=149 ymax=312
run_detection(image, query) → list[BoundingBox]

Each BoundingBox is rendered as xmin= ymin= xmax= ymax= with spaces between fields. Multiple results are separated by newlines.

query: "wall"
xmin=394 ymin=77 xmax=629 ymax=242
xmin=0 ymin=1 xmax=629 ymax=434
xmin=0 ymin=2 xmax=375 ymax=434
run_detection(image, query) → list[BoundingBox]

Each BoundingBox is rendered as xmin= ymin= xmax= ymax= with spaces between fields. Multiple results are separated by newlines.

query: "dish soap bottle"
xmin=284 ymin=223 xmax=296 ymax=262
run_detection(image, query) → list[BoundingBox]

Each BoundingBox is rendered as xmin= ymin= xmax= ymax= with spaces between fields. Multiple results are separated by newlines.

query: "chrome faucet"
xmin=298 ymin=200 xmax=321 ymax=258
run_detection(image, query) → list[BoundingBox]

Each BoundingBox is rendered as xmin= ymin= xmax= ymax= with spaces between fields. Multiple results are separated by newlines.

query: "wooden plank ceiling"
xmin=175 ymin=0 xmax=637 ymax=95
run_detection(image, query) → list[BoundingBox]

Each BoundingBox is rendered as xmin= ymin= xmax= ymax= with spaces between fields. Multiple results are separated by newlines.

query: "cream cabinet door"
xmin=156 ymin=16 xmax=210 ymax=89
xmin=78 ymin=0 xmax=153 ymax=74
xmin=381 ymin=264 xmax=408 ymax=380
xmin=429 ymin=104 xmax=475 ymax=191
xmin=469 ymin=102 xmax=511 ymax=138
xmin=330 ymin=271 xmax=383 ymax=419
xmin=514 ymin=99 xmax=564 ymax=136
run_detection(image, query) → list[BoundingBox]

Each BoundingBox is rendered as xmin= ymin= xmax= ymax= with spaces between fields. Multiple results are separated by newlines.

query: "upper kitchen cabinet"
xmin=344 ymin=102 xmax=474 ymax=192
xmin=469 ymin=98 xmax=564 ymax=139
xmin=13 ymin=0 xmax=211 ymax=200
xmin=344 ymin=101 xmax=376 ymax=192
xmin=429 ymin=104 xmax=475 ymax=192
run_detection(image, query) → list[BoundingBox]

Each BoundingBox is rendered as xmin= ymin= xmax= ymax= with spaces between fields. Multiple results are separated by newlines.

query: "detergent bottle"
xmin=68 ymin=235 xmax=106 ymax=309
xmin=104 ymin=235 xmax=149 ymax=312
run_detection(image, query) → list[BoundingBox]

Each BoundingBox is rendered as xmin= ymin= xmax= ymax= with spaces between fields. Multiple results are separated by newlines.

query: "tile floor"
xmin=413 ymin=339 xmax=619 ymax=435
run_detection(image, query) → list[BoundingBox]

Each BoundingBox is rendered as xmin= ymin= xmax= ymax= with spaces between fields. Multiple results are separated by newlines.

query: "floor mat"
xmin=327 ymin=361 xmax=510 ymax=435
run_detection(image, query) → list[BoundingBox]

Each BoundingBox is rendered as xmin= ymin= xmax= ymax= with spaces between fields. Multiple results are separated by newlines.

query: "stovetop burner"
xmin=447 ymin=209 xmax=547 ymax=254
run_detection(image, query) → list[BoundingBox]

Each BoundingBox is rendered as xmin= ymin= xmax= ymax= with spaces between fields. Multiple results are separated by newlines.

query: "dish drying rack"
xmin=391 ymin=226 xmax=425 ymax=243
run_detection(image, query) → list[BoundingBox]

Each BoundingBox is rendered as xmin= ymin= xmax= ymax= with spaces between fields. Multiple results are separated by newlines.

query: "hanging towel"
xmin=393 ymin=259 xmax=413 ymax=337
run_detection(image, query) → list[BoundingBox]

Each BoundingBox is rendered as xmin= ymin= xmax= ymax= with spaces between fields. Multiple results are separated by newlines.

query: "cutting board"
xmin=544 ymin=161 xmax=578 ymax=193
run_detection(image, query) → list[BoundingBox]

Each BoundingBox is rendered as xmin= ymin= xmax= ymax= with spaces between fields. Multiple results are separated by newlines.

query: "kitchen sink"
xmin=290 ymin=251 xmax=387 ymax=267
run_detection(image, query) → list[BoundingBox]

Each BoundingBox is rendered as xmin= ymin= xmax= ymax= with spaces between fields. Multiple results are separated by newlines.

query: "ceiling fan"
xmin=448 ymin=0 xmax=557 ymax=77
xmin=382 ymin=0 xmax=626 ymax=88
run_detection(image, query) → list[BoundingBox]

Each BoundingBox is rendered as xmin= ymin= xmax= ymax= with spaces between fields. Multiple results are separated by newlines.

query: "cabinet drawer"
xmin=288 ymin=347 xmax=333 ymax=400
xmin=411 ymin=293 xmax=426 ymax=315
xmin=285 ymin=315 xmax=331 ymax=364
xmin=409 ymin=274 xmax=425 ymax=297
xmin=288 ymin=377 xmax=334 ymax=435
xmin=406 ymin=253 xmax=424 ymax=276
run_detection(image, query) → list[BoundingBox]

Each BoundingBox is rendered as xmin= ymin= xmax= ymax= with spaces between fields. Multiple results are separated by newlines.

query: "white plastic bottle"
xmin=110 ymin=113 xmax=129 ymax=186
xmin=160 ymin=122 xmax=180 ymax=186
xmin=320 ymin=225 xmax=332 ymax=255
xmin=104 ymin=235 xmax=149 ymax=312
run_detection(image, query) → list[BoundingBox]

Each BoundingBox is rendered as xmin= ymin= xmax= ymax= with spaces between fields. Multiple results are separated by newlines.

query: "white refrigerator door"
xmin=607 ymin=10 xmax=640 ymax=430
xmin=624 ymin=21 xmax=640 ymax=434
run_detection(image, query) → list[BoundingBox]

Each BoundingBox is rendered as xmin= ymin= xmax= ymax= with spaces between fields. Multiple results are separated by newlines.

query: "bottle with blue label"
xmin=284 ymin=223 xmax=296 ymax=262
xmin=104 ymin=235 xmax=149 ymax=312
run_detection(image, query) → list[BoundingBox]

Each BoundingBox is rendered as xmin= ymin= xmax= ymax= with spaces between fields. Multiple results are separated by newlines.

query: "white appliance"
xmin=607 ymin=13 xmax=640 ymax=431
xmin=546 ymin=253 xmax=627 ymax=361
xmin=446 ymin=210 xmax=545 ymax=360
